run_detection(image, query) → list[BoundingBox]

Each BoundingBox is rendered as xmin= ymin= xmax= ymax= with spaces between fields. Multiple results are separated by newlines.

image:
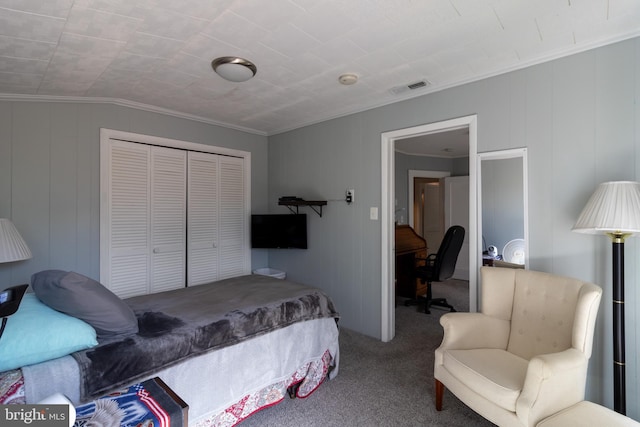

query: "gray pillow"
xmin=31 ymin=270 xmax=138 ymax=339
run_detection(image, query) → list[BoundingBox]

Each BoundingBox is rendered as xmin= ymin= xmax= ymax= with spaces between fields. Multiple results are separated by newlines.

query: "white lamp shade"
xmin=0 ymin=218 xmax=32 ymax=263
xmin=573 ymin=181 xmax=640 ymax=235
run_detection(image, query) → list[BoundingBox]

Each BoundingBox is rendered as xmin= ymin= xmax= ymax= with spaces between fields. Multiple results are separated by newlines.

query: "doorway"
xmin=380 ymin=115 xmax=478 ymax=342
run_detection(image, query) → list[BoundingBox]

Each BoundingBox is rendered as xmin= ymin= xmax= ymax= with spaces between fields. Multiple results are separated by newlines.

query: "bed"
xmin=0 ymin=271 xmax=340 ymax=426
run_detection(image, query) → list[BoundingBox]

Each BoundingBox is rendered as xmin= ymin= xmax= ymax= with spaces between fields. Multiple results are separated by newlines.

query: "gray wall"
xmin=267 ymin=37 xmax=640 ymax=415
xmin=0 ymin=102 xmax=269 ymax=286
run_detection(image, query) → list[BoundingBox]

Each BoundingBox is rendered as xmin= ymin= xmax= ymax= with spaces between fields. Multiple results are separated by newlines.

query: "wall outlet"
xmin=346 ymin=189 xmax=354 ymax=204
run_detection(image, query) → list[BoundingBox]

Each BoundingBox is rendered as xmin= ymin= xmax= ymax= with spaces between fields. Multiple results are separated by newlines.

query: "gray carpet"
xmin=240 ymin=280 xmax=496 ymax=426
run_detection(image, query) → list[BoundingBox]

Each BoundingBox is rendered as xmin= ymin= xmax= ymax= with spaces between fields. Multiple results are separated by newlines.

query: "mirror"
xmin=478 ymin=148 xmax=528 ymax=269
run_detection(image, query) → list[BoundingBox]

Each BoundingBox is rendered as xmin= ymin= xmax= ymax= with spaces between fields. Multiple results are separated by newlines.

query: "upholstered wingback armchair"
xmin=434 ymin=267 xmax=602 ymax=427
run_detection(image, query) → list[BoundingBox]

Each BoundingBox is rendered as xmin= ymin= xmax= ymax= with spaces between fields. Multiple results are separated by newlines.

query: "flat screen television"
xmin=251 ymin=214 xmax=308 ymax=249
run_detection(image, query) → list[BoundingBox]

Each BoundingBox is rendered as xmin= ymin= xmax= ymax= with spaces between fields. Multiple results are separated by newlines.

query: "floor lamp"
xmin=573 ymin=181 xmax=640 ymax=415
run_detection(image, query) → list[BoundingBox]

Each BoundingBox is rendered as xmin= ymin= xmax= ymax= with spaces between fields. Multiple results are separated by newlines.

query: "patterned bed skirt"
xmin=1 ymin=349 xmax=333 ymax=427
xmin=0 ymin=369 xmax=24 ymax=405
xmin=195 ymin=349 xmax=332 ymax=427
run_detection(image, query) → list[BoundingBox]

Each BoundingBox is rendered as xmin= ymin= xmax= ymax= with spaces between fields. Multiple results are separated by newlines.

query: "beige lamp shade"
xmin=573 ymin=181 xmax=640 ymax=235
xmin=0 ymin=218 xmax=32 ymax=263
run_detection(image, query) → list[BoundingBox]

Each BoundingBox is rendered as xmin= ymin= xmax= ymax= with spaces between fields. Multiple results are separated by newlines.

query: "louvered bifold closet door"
xmin=104 ymin=141 xmax=150 ymax=298
xmin=218 ymin=156 xmax=245 ymax=279
xmin=103 ymin=141 xmax=186 ymax=298
xmin=187 ymin=151 xmax=219 ymax=286
xmin=150 ymin=147 xmax=187 ymax=293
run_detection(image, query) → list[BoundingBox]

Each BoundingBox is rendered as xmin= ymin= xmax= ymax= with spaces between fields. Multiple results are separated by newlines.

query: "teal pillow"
xmin=0 ymin=293 xmax=98 ymax=372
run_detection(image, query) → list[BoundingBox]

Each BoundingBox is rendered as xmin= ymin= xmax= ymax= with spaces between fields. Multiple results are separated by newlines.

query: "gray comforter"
xmin=72 ymin=275 xmax=339 ymax=401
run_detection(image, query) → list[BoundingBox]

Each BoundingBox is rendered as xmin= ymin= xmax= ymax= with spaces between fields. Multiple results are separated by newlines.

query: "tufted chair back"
xmin=481 ymin=267 xmax=598 ymax=361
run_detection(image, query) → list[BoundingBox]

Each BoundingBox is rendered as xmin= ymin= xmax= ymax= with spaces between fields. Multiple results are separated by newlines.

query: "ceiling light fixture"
xmin=211 ymin=56 xmax=257 ymax=82
xmin=338 ymin=73 xmax=358 ymax=85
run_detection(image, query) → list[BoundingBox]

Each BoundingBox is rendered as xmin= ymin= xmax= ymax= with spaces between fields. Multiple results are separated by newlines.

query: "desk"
xmin=483 ymin=256 xmax=525 ymax=269
xmin=482 ymin=256 xmax=495 ymax=266
xmin=395 ymin=225 xmax=427 ymax=299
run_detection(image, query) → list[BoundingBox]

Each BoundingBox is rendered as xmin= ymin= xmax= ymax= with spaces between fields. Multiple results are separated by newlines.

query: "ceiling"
xmin=395 ymin=127 xmax=470 ymax=158
xmin=1 ymin=1 xmax=639 ymax=136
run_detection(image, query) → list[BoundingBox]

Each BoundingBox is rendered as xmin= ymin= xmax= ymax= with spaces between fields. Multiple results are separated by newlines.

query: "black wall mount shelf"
xmin=278 ymin=199 xmax=327 ymax=217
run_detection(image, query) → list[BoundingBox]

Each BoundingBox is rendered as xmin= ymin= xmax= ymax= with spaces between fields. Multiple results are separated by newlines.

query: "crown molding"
xmin=0 ymin=93 xmax=267 ymax=137
xmin=2 ymin=30 xmax=639 ymax=138
xmin=268 ymin=30 xmax=640 ymax=135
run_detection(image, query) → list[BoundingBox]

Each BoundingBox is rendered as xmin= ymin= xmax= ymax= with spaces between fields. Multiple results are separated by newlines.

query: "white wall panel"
xmin=49 ymin=105 xmax=79 ymax=271
xmin=11 ymin=103 xmax=51 ymax=283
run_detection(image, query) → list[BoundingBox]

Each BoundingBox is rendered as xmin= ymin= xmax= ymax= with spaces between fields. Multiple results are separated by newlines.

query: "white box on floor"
xmin=253 ymin=268 xmax=286 ymax=279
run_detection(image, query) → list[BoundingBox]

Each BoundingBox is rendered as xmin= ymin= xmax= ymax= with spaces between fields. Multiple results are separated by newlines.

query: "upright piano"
xmin=395 ymin=224 xmax=427 ymax=299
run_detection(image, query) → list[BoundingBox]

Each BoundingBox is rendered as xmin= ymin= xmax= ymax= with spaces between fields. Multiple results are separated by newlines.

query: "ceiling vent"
xmin=390 ymin=79 xmax=431 ymax=95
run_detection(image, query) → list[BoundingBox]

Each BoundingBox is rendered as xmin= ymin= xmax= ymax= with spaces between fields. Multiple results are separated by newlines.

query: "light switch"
xmin=370 ymin=207 xmax=378 ymax=220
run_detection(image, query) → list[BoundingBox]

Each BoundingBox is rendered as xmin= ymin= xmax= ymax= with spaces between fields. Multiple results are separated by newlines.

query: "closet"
xmin=100 ymin=130 xmax=250 ymax=298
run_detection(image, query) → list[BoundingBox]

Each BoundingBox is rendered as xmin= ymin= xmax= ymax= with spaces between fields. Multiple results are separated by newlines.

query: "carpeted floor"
xmin=240 ymin=280 xmax=496 ymax=426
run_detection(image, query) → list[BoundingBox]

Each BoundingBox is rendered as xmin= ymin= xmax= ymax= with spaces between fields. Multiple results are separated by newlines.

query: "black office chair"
xmin=411 ymin=225 xmax=465 ymax=314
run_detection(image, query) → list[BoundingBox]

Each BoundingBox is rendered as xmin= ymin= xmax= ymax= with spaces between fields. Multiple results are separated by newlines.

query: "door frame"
xmin=380 ymin=115 xmax=478 ymax=342
xmin=477 ymin=148 xmax=529 ymax=268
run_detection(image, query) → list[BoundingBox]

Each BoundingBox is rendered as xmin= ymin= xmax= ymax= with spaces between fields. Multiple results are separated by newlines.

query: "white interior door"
xmin=418 ymin=179 xmax=444 ymax=253
xmin=187 ymin=152 xmax=220 ymax=286
xmin=218 ymin=156 xmax=246 ymax=279
xmin=102 ymin=140 xmax=151 ymax=298
xmin=150 ymin=147 xmax=186 ymax=293
xmin=444 ymin=176 xmax=470 ymax=280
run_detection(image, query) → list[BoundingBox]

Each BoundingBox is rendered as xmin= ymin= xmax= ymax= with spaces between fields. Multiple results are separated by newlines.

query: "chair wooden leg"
xmin=435 ymin=379 xmax=444 ymax=411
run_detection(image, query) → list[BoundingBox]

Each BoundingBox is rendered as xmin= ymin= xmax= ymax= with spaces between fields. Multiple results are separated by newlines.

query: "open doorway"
xmin=380 ymin=115 xmax=478 ymax=342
